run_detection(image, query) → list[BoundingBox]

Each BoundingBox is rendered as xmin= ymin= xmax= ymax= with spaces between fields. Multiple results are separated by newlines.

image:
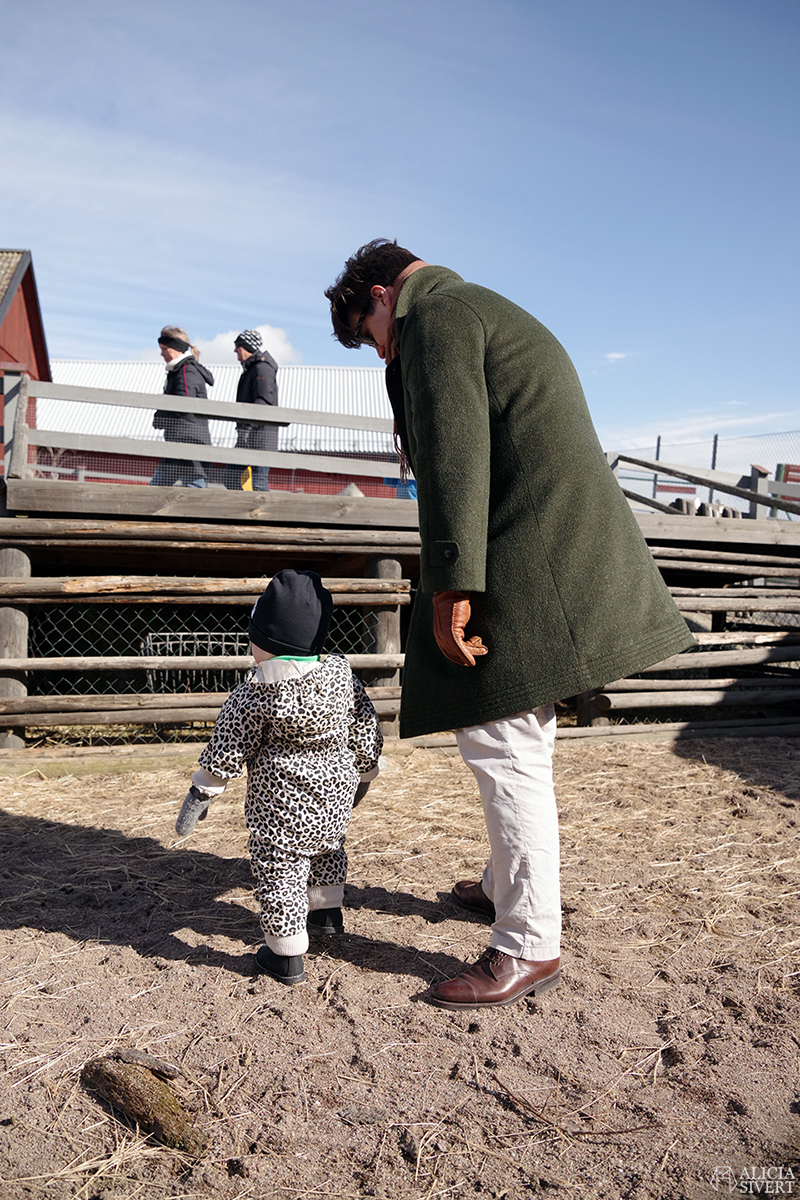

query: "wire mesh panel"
xmin=26 ymin=602 xmax=387 ymax=698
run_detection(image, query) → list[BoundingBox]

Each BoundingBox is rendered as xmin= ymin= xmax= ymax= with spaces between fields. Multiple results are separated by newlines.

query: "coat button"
xmin=444 ymin=549 xmax=453 ymax=559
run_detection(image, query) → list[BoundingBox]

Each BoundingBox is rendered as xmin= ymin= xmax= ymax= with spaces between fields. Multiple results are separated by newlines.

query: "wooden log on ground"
xmin=595 ymin=689 xmax=800 ymax=711
xmin=81 ymin=1054 xmax=207 ymax=1157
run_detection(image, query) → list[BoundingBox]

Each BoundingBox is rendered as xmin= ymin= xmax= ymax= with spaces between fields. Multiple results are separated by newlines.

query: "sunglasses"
xmin=352 ymin=298 xmax=377 ymax=346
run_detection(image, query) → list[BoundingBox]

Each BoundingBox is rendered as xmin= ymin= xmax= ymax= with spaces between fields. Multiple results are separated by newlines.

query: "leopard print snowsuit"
xmin=197 ymin=654 xmax=382 ymax=952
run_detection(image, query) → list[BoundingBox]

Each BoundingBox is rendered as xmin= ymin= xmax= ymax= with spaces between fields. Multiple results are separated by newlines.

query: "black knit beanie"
xmin=249 ymin=570 xmax=333 ymax=656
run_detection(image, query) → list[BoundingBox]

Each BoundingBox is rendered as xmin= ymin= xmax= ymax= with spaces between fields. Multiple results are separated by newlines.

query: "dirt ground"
xmin=0 ymin=735 xmax=798 ymax=1200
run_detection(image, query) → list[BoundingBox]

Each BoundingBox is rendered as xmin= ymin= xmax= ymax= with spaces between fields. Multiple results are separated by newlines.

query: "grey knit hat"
xmin=234 ymin=329 xmax=263 ymax=354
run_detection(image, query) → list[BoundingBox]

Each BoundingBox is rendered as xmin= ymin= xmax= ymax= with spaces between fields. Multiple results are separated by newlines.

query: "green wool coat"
xmin=385 ymin=266 xmax=695 ymax=739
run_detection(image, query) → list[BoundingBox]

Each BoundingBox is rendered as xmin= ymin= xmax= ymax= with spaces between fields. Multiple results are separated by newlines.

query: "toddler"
xmin=175 ymin=569 xmax=382 ymax=984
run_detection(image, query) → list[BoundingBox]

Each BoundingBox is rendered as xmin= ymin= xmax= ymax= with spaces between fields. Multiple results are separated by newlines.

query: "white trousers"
xmin=455 ymin=706 xmax=560 ymax=961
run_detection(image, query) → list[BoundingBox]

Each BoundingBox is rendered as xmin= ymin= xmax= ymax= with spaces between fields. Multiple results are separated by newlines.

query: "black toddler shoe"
xmin=307 ymin=907 xmax=345 ymax=936
xmin=254 ymin=945 xmax=306 ymax=985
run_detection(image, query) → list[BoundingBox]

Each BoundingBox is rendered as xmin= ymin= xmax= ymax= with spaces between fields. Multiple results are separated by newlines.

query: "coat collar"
xmin=394 ymin=264 xmax=465 ymax=322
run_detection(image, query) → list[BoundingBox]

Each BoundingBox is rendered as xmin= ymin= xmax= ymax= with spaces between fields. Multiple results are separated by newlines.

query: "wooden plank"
xmin=638 ymin=645 xmax=800 ymax=672
xmin=652 ymin=546 xmax=800 ymax=567
xmin=0 ymin=653 xmax=405 ymax=671
xmin=0 ymin=693 xmax=230 ymax=715
xmin=597 ymin=689 xmax=800 ymax=711
xmin=636 ymin=513 xmax=800 ymax=548
xmin=669 ymin=586 xmax=800 ymax=597
xmin=0 ymin=685 xmax=402 ymax=715
xmin=4 ymin=481 xmax=420 ymax=529
xmin=6 ymin=373 xmax=29 ymax=479
xmin=5 ymin=708 xmax=222 ymax=728
xmin=5 ymin=696 xmax=402 ymax=726
xmin=556 ymin=717 xmax=800 ymax=739
xmin=622 ymin=456 xmax=800 ymax=517
xmin=0 ymin=518 xmax=422 ymax=545
xmin=10 ymin=593 xmax=411 ymax=606
xmin=604 ymin=676 xmax=799 ymax=691
xmin=675 ymin=597 xmax=800 ymax=612
xmin=27 ymin=378 xmax=395 ymax=434
xmin=0 ymin=575 xmax=411 ymax=597
xmin=27 ymin=429 xmax=405 ymax=480
xmin=691 ymin=631 xmax=800 ymax=645
xmin=622 ymin=488 xmax=691 ymax=517
xmin=654 ymin=560 xmax=800 ymax=579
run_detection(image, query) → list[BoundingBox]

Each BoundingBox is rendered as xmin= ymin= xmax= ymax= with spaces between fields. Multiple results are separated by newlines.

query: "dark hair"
xmin=324 ymin=238 xmax=420 ymax=348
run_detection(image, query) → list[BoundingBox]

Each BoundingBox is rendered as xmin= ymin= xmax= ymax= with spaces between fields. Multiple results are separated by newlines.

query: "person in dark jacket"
xmin=326 ymin=239 xmax=694 ymax=1012
xmin=223 ymin=329 xmax=280 ymax=491
xmin=150 ymin=325 xmax=213 ymax=488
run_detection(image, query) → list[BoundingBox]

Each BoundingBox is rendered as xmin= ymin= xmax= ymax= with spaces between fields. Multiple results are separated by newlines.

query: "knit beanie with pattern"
xmin=234 ymin=329 xmax=263 ymax=354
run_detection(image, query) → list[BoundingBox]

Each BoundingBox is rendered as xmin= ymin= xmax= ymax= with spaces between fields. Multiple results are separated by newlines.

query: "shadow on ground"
xmin=0 ymin=811 xmax=466 ymax=982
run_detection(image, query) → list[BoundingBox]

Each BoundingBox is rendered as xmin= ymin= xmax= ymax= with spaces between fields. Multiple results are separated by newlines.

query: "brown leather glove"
xmin=433 ymin=591 xmax=489 ymax=667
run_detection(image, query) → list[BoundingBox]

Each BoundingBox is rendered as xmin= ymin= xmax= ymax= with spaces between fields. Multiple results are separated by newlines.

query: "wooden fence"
xmin=2 ymin=372 xmax=403 ymax=483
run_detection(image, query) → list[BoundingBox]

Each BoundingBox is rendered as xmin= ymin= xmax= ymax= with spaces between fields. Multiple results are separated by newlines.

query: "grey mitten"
xmin=175 ymin=785 xmax=212 ymax=836
xmin=353 ymin=780 xmax=371 ymax=808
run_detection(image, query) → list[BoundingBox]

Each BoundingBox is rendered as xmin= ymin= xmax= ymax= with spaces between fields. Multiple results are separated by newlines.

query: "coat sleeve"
xmin=348 ymin=674 xmax=383 ymax=777
xmin=198 ymin=684 xmax=270 ymax=780
xmin=400 ymin=295 xmax=491 ymax=593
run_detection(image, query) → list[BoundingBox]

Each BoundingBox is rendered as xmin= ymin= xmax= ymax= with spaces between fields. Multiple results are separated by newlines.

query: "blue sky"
xmin=1 ymin=0 xmax=798 ymax=449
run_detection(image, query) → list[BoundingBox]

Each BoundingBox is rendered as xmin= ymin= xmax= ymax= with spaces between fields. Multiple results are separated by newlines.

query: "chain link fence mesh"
xmin=618 ymin=429 xmax=800 ymax=519
xmin=21 ymin=603 xmax=387 ymax=746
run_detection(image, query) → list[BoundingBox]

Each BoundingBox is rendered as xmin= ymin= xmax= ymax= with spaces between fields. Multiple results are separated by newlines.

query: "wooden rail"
xmin=5 ymin=374 xmax=407 ymax=482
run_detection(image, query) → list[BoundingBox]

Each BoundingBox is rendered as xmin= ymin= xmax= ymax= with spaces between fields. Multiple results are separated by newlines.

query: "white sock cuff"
xmin=264 ymin=932 xmax=309 ymax=956
xmin=307 ymin=884 xmax=344 ymax=912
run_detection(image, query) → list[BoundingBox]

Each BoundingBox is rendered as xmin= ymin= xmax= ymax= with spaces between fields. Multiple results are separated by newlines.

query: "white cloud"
xmin=195 ymin=326 xmax=303 ymax=366
xmin=605 ymin=351 xmax=627 ymax=363
xmin=131 ymin=325 xmax=303 ymax=365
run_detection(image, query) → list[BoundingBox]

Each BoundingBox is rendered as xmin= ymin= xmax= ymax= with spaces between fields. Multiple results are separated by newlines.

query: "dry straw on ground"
xmin=0 ymin=736 xmax=798 ymax=1199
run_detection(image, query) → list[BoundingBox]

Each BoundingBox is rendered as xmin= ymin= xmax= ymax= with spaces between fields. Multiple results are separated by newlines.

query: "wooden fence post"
xmin=0 ymin=547 xmax=31 ymax=749
xmin=366 ymin=557 xmax=402 ymax=736
xmin=6 ymin=372 xmax=31 ymax=480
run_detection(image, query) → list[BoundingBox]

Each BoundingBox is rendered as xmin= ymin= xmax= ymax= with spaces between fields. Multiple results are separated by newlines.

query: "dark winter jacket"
xmin=153 ymin=353 xmax=214 ymax=445
xmin=235 ymin=350 xmax=280 ymax=453
xmin=386 ymin=266 xmax=695 ymax=738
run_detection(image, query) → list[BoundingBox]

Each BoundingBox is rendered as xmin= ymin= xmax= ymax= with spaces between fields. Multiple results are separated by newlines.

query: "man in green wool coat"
xmin=325 ymin=240 xmax=694 ymax=1011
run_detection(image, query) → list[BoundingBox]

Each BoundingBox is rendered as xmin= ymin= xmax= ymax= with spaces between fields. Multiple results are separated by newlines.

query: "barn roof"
xmin=0 ymin=249 xmax=51 ymax=380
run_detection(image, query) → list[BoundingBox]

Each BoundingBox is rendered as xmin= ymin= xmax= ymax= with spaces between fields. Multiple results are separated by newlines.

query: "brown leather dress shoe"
xmin=430 ymin=949 xmax=560 ymax=1010
xmin=452 ymin=879 xmax=496 ymax=920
